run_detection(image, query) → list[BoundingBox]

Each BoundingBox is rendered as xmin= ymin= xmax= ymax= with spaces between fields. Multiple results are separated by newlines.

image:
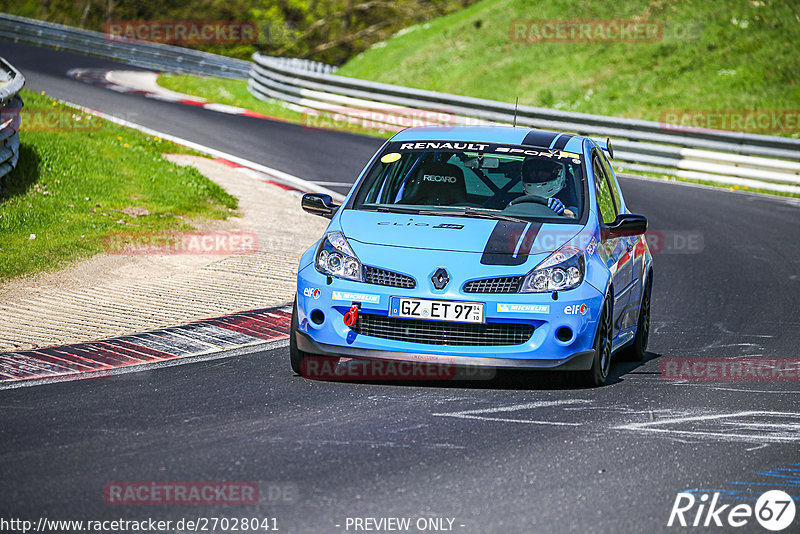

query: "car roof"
xmin=391 ymin=125 xmax=587 ymax=154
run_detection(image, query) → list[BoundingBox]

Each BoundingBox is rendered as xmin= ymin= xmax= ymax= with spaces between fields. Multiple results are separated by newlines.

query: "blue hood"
xmin=339 ymin=209 xmax=582 ymax=256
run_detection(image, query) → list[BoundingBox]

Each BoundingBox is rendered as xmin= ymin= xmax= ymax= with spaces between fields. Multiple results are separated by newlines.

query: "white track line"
xmin=615 ymin=411 xmax=800 ymax=443
xmin=432 ymin=399 xmax=591 ymax=426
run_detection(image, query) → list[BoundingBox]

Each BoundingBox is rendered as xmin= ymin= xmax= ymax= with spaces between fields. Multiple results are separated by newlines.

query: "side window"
xmin=598 ymin=151 xmax=623 ymax=213
xmin=593 ymin=154 xmax=617 ymax=225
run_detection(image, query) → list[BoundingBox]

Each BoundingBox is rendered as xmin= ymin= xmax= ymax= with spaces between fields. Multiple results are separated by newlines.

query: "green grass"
xmin=157 ymin=74 xmax=307 ymax=123
xmin=156 ymin=0 xmax=799 ymax=199
xmin=0 ymin=90 xmax=238 ymax=281
xmin=337 ymin=0 xmax=800 ymax=130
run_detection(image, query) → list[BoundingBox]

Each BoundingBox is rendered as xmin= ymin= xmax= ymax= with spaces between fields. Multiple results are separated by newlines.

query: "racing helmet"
xmin=521 ymin=158 xmax=566 ymax=198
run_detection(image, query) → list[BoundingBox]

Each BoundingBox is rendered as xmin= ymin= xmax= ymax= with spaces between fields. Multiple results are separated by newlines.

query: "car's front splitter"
xmin=296 ymin=331 xmax=596 ymax=371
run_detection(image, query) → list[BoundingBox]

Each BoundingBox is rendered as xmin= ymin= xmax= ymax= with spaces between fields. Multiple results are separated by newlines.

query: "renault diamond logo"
xmin=431 ymin=268 xmax=449 ymax=290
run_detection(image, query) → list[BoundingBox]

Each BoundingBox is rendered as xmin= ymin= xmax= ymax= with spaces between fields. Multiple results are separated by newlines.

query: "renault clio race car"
xmin=291 ymin=126 xmax=652 ymax=386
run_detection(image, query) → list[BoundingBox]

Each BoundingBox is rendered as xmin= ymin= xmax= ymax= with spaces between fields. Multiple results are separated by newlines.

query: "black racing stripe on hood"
xmin=552 ymin=134 xmax=574 ymax=150
xmin=480 ymin=221 xmax=542 ymax=266
xmin=522 ymin=130 xmax=559 ymax=148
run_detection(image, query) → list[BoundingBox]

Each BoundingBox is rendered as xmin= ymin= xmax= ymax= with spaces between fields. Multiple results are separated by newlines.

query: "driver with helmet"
xmin=516 ymin=158 xmax=578 ymax=218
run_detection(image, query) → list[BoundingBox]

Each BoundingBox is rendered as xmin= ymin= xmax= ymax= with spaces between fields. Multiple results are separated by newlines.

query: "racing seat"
xmin=401 ymin=162 xmax=468 ymax=206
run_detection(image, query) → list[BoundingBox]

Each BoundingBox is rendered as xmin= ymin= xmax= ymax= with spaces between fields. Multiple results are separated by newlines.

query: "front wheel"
xmin=619 ymin=276 xmax=651 ymax=362
xmin=290 ymin=298 xmax=339 ymax=377
xmin=289 ymin=297 xmax=309 ymax=374
xmin=579 ymin=294 xmax=613 ymax=387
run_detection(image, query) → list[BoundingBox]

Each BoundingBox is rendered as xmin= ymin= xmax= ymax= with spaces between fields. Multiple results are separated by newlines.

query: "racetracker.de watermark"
xmin=304 ymin=106 xmax=457 ymax=133
xmin=12 ymin=109 xmax=104 ymax=132
xmin=509 ymin=19 xmax=663 ymax=43
xmin=513 ymin=230 xmax=703 ymax=255
xmin=660 ymin=109 xmax=800 ymax=135
xmin=104 ymin=232 xmax=258 ymax=255
xmin=103 ymin=481 xmax=298 ymax=505
xmin=660 ymin=358 xmax=800 ymax=382
xmin=301 ymin=356 xmax=496 ymax=381
xmin=105 ymin=20 xmax=258 ymax=45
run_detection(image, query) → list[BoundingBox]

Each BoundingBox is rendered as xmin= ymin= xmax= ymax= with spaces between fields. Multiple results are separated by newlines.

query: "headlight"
xmin=520 ymin=245 xmax=584 ymax=292
xmin=315 ymin=231 xmax=363 ymax=282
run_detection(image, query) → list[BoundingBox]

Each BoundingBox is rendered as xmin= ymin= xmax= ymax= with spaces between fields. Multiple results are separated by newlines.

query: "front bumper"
xmin=297 ymin=261 xmax=604 ymax=370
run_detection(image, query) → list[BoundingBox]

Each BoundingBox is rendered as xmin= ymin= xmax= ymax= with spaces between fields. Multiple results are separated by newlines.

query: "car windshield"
xmin=352 ymin=140 xmax=586 ymax=222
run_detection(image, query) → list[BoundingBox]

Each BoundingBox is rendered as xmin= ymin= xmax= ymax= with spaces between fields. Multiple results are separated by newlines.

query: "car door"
xmin=591 ymin=149 xmax=631 ymax=338
xmin=597 ymin=149 xmax=641 ymax=331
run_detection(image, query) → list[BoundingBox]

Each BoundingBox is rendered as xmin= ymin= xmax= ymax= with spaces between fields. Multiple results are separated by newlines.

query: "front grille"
xmin=350 ymin=314 xmax=534 ymax=346
xmin=363 ymin=266 xmax=416 ymax=289
xmin=463 ymin=276 xmax=523 ymax=293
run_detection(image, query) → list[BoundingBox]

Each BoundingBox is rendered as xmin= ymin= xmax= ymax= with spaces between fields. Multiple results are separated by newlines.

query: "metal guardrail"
xmin=250 ymin=52 xmax=800 ymax=194
xmin=0 ymin=56 xmax=23 ymax=186
xmin=0 ymin=14 xmax=251 ymax=79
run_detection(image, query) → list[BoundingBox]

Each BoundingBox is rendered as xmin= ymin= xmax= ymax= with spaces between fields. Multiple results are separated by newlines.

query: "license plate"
xmin=389 ymin=297 xmax=484 ymax=323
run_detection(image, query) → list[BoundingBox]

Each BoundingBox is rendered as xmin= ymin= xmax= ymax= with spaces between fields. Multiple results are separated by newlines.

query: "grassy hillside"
xmin=337 ymin=0 xmax=799 ymax=125
xmin=0 ymin=0 xmax=475 ymax=64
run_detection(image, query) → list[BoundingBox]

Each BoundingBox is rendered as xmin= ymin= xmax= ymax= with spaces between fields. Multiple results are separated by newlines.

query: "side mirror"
xmin=603 ymin=213 xmax=647 ymax=239
xmin=301 ymin=193 xmax=339 ymax=219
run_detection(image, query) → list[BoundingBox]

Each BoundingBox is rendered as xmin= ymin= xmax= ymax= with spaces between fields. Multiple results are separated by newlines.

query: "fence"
xmin=249 ymin=52 xmax=800 ymax=194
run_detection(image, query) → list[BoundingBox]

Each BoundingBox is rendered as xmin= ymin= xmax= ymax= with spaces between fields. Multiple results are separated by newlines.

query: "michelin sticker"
xmin=332 ymin=291 xmax=380 ymax=304
xmin=497 ymin=303 xmax=550 ymax=314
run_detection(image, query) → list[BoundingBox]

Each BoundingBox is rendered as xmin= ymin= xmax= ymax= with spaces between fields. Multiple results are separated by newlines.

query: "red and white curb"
xmin=66 ymin=68 xmax=438 ymax=135
xmin=68 ymin=68 xmax=278 ymax=120
xmin=0 ymin=306 xmax=292 ymax=388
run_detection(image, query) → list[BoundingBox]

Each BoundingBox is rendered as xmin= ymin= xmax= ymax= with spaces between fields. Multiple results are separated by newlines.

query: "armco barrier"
xmin=0 ymin=14 xmax=335 ymax=80
xmin=0 ymin=14 xmax=251 ymax=79
xmin=249 ymin=52 xmax=800 ymax=194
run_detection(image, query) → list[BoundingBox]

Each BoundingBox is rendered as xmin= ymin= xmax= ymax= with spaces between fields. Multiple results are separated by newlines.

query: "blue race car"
xmin=291 ymin=126 xmax=652 ymax=386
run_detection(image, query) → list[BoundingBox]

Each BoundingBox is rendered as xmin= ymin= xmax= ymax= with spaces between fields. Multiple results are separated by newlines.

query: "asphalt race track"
xmin=0 ymin=42 xmax=383 ymax=196
xmin=2 ymin=41 xmax=799 ymax=533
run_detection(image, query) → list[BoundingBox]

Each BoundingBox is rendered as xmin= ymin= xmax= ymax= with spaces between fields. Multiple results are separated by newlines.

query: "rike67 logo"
xmin=668 ymin=490 xmax=796 ymax=531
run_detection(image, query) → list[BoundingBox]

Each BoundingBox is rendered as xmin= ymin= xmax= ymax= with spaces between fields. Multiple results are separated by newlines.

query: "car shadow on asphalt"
xmin=302 ymin=350 xmax=663 ymax=391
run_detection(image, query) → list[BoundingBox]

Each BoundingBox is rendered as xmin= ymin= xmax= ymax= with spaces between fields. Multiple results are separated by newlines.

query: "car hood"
xmin=339 ymin=209 xmax=583 ymax=256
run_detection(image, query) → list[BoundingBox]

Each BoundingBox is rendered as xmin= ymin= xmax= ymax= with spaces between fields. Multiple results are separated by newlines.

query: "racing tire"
xmin=290 ymin=298 xmax=339 ymax=377
xmin=579 ymin=294 xmax=613 ymax=387
xmin=619 ymin=276 xmax=652 ymax=363
xmin=290 ymin=297 xmax=310 ymax=375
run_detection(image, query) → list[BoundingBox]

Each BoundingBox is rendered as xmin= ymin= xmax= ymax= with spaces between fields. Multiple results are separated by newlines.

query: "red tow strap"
xmin=343 ymin=304 xmax=359 ymax=327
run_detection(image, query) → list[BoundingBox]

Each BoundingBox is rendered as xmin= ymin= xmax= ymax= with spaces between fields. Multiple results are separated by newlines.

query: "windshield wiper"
xmin=366 ymin=206 xmax=529 ymax=223
xmin=461 ymin=208 xmax=529 ymax=224
xmin=371 ymin=206 xmax=423 ymax=214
